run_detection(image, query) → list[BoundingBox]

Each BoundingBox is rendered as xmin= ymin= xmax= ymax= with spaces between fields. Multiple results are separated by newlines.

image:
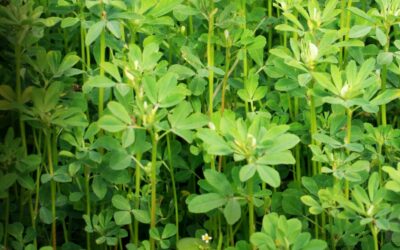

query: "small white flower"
xmin=224 ymin=30 xmax=230 ymax=40
xmin=134 ymin=60 xmax=139 ymax=70
xmin=208 ymin=122 xmax=216 ymax=130
xmin=367 ymin=205 xmax=374 ymax=216
xmin=340 ymin=84 xmax=349 ymax=97
xmin=309 ymin=42 xmax=318 ymax=61
xmin=125 ymin=67 xmax=134 ymax=81
xmin=201 ymin=233 xmax=212 ymax=244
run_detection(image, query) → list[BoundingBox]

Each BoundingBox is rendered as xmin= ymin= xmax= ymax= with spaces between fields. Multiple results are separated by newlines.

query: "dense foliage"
xmin=1 ymin=0 xmax=400 ymax=249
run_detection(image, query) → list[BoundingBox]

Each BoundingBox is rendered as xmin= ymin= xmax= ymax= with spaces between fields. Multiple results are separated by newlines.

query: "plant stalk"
xmin=167 ymin=135 xmax=179 ymax=242
xmin=207 ymin=1 xmax=216 ymax=116
xmin=46 ymin=131 xmax=57 ymax=249
xmin=149 ymin=132 xmax=158 ymax=250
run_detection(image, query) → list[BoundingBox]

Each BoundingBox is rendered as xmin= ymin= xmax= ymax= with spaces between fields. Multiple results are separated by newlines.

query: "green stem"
xmin=85 ymin=166 xmax=91 ymax=250
xmin=166 ymin=135 xmax=179 ymax=242
xmin=134 ymin=153 xmax=142 ymax=245
xmin=267 ymin=0 xmax=273 ymax=50
xmin=370 ymin=224 xmax=379 ymax=250
xmin=342 ymin=0 xmax=353 ymax=64
xmin=46 ymin=131 xmax=57 ymax=249
xmin=3 ymin=196 xmax=10 ymax=248
xmin=80 ymin=0 xmax=87 ymax=83
xmin=207 ymin=1 xmax=216 ymax=116
xmin=150 ymin=132 xmax=158 ymax=250
xmin=378 ymin=144 xmax=383 ymax=185
xmin=242 ymin=0 xmax=248 ymax=94
xmin=221 ymin=35 xmax=231 ymax=115
xmin=247 ymin=178 xmax=255 ymax=244
xmin=380 ymin=29 xmax=390 ymax=126
xmin=339 ymin=0 xmax=347 ymax=67
xmin=99 ymin=28 xmax=106 ymax=117
xmin=309 ymin=89 xmax=318 ymax=175
xmin=345 ymin=108 xmax=352 ymax=199
xmin=15 ymin=44 xmax=28 ymax=156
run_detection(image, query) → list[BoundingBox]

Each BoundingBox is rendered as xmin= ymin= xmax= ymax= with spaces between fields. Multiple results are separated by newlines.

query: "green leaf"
xmin=377 ymin=52 xmax=393 ymax=65
xmin=312 ymin=72 xmax=339 ymax=95
xmin=112 ymin=194 xmax=131 ymax=210
xmin=368 ymin=172 xmax=379 ymax=201
xmin=147 ymin=0 xmax=184 ymax=17
xmin=223 ymin=199 xmax=241 ymax=225
xmin=162 ymin=224 xmax=177 ymax=239
xmin=250 ymin=233 xmax=275 ymax=249
xmin=169 ymin=101 xmax=208 ymax=142
xmin=142 ymin=76 xmax=157 ymax=105
xmin=0 ymin=85 xmax=16 ymax=101
xmin=169 ymin=64 xmax=195 ymax=80
xmin=349 ymin=25 xmax=371 ymax=38
xmin=107 ymin=101 xmax=131 ymax=124
xmin=197 ymin=129 xmax=233 ymax=155
xmin=348 ymin=7 xmax=375 ymax=23
xmin=122 ymin=128 xmax=135 ymax=148
xmin=57 ymin=54 xmax=80 ymax=75
xmin=313 ymin=133 xmax=342 ymax=148
xmin=132 ymin=209 xmax=151 ymax=224
xmin=114 ymin=211 xmax=131 ymax=225
xmin=275 ymin=78 xmax=298 ymax=91
xmin=371 ymin=89 xmax=400 ymax=106
xmin=375 ymin=27 xmax=387 ymax=46
xmin=239 ymin=164 xmax=257 ymax=182
xmin=103 ymin=62 xmax=121 ymax=82
xmin=106 ymin=20 xmax=121 ymax=38
xmin=303 ymin=239 xmax=328 ymax=250
xmin=0 ymin=173 xmax=17 ymax=191
xmin=177 ymin=238 xmax=206 ymax=250
xmin=188 ymin=193 xmax=226 ymax=213
xmin=265 ymin=134 xmax=300 ymax=153
xmin=258 ymin=150 xmax=295 ymax=165
xmin=92 ymin=176 xmax=107 ymax=200
xmin=17 ymin=175 xmax=35 ymax=190
xmin=107 ymin=150 xmax=131 ymax=170
xmin=204 ymin=169 xmax=233 ymax=196
xmin=39 ymin=207 xmax=53 ymax=224
xmin=83 ymin=75 xmax=115 ymax=92
xmin=61 ymin=17 xmax=79 ymax=28
xmin=98 ymin=115 xmax=127 ymax=132
xmin=85 ymin=21 xmax=105 ymax=46
xmin=256 ymin=165 xmax=281 ymax=188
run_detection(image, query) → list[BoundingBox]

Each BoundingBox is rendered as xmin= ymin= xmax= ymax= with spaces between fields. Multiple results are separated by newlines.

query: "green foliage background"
xmin=1 ymin=0 xmax=400 ymax=249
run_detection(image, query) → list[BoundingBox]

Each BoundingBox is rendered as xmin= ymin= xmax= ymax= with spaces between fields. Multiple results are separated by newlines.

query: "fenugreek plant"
xmin=2 ymin=0 xmax=400 ymax=250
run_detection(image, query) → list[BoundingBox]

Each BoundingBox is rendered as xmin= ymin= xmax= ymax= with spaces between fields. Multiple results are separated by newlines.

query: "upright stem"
xmin=85 ymin=166 xmax=91 ymax=250
xmin=46 ymin=131 xmax=57 ymax=249
xmin=3 ymin=196 xmax=10 ymax=248
xmin=149 ymin=132 xmax=158 ymax=250
xmin=242 ymin=0 xmax=248 ymax=85
xmin=345 ymin=108 xmax=352 ymax=199
xmin=221 ymin=35 xmax=231 ymax=115
xmin=166 ymin=135 xmax=179 ymax=242
xmin=80 ymin=0 xmax=87 ymax=83
xmin=15 ymin=44 xmax=27 ymax=155
xmin=134 ymin=153 xmax=142 ymax=245
xmin=207 ymin=1 xmax=216 ymax=116
xmin=267 ymin=0 xmax=273 ymax=50
xmin=380 ymin=28 xmax=390 ymax=126
xmin=342 ymin=0 xmax=353 ymax=63
xmin=309 ymin=89 xmax=318 ymax=174
xmin=98 ymin=5 xmax=106 ymax=117
xmin=370 ymin=224 xmax=379 ymax=250
xmin=247 ymin=177 xmax=255 ymax=248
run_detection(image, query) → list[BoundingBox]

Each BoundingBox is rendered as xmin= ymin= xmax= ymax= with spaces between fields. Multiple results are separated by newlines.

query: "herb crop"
xmin=1 ymin=0 xmax=400 ymax=250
